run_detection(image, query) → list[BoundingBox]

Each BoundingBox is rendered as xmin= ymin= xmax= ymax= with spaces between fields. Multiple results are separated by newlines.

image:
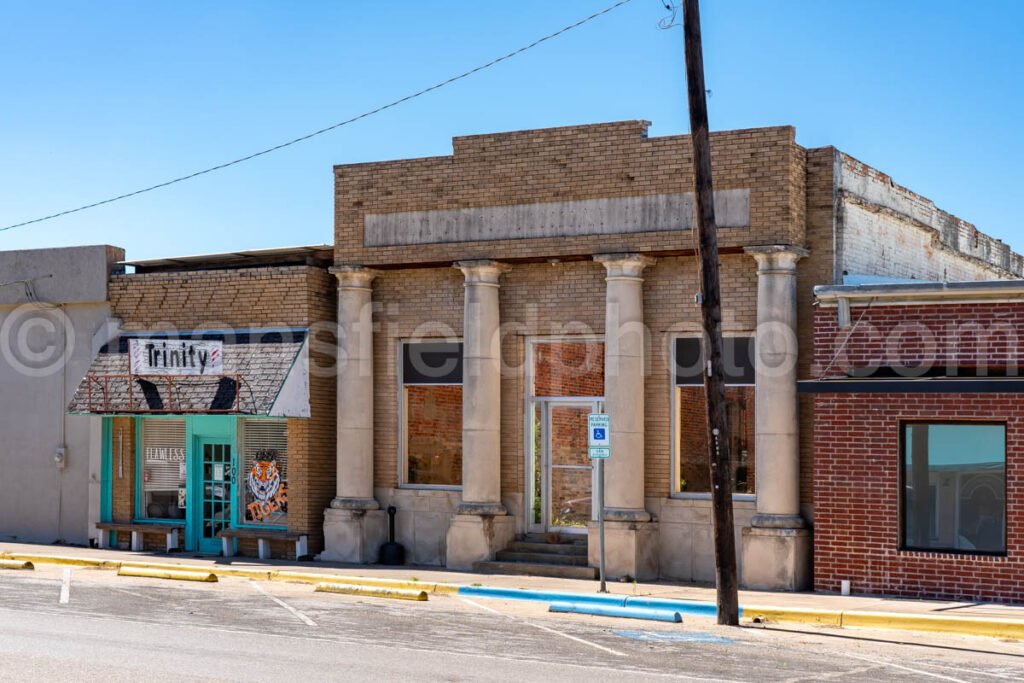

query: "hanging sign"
xmin=588 ymin=413 xmax=611 ymax=459
xmin=129 ymin=338 xmax=223 ymax=376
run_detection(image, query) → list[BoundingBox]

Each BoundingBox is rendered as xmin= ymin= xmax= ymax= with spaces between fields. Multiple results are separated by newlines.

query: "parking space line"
xmin=59 ymin=568 xmax=71 ymax=605
xmin=839 ymin=652 xmax=971 ymax=683
xmin=250 ymin=581 xmax=317 ymax=627
xmin=459 ymin=596 xmax=627 ymax=658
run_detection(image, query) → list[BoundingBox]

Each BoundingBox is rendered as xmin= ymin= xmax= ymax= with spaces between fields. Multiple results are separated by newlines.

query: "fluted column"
xmin=454 ymin=260 xmax=510 ymax=515
xmin=595 ymin=253 xmax=654 ymax=521
xmin=745 ymin=245 xmax=808 ymax=528
xmin=330 ymin=265 xmax=378 ymax=510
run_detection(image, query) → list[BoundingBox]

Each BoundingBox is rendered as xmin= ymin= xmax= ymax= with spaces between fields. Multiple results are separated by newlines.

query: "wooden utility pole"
xmin=682 ymin=0 xmax=740 ymax=626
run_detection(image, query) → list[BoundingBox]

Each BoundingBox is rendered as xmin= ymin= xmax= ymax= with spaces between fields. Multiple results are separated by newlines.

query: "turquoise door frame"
xmin=188 ymin=416 xmax=238 ymax=554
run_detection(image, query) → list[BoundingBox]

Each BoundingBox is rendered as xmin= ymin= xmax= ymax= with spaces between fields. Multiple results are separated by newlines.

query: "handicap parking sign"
xmin=588 ymin=413 xmax=611 ymax=448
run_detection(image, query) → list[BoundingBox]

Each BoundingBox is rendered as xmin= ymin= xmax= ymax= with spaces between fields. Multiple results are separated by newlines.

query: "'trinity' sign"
xmin=129 ymin=339 xmax=223 ymax=376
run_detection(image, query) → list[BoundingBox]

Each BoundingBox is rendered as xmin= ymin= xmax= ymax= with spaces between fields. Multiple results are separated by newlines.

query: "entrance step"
xmin=494 ymin=550 xmax=588 ymax=566
xmin=473 ymin=560 xmax=599 ymax=580
xmin=504 ymin=541 xmax=588 ymax=556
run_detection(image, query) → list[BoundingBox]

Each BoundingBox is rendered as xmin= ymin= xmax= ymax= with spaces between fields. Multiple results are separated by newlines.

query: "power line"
xmin=1 ymin=0 xmax=634 ymax=234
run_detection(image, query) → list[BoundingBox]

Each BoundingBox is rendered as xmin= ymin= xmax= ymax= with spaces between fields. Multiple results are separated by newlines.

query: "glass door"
xmin=529 ymin=399 xmax=599 ymax=534
xmin=196 ymin=438 xmax=233 ymax=554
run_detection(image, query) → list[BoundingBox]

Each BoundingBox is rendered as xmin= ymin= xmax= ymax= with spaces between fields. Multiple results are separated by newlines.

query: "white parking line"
xmin=59 ymin=568 xmax=71 ymax=605
xmin=250 ymin=581 xmax=317 ymax=627
xmin=459 ymin=596 xmax=627 ymax=658
xmin=839 ymin=652 xmax=971 ymax=683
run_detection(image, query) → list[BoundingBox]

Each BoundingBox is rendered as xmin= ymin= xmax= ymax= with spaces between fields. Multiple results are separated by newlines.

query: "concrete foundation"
xmin=320 ymin=508 xmax=387 ymax=564
xmin=444 ymin=514 xmax=515 ymax=570
xmin=740 ymin=526 xmax=811 ymax=591
xmin=587 ymin=520 xmax=659 ymax=581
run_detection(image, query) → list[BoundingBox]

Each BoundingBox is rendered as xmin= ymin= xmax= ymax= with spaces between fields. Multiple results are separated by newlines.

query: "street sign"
xmin=588 ymin=446 xmax=610 ymax=460
xmin=588 ymin=413 xmax=610 ymax=446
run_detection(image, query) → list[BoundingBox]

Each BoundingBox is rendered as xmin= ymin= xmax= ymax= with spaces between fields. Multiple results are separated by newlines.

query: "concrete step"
xmin=506 ymin=541 xmax=588 ymax=556
xmin=495 ymin=550 xmax=588 ymax=565
xmin=520 ymin=533 xmax=588 ymax=546
xmin=473 ymin=560 xmax=599 ymax=580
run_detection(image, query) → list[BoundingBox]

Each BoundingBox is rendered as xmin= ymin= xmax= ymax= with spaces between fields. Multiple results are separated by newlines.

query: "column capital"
xmin=453 ymin=260 xmax=511 ymax=286
xmin=594 ymin=253 xmax=656 ymax=280
xmin=331 ymin=265 xmax=378 ymax=290
xmin=744 ymin=245 xmax=809 ymax=274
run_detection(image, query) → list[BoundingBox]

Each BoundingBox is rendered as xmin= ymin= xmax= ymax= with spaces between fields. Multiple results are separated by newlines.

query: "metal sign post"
xmin=588 ymin=409 xmax=610 ymax=593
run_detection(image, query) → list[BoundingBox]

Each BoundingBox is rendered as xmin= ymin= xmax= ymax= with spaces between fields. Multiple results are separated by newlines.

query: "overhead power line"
xmin=1 ymin=0 xmax=634 ymax=234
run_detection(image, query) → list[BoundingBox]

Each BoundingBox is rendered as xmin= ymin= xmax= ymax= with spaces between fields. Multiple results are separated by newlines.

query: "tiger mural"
xmin=246 ymin=450 xmax=286 ymax=521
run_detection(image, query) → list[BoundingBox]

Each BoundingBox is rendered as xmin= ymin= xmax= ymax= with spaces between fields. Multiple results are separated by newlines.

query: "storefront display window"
xmin=139 ymin=418 xmax=187 ymax=520
xmin=402 ymin=341 xmax=463 ymax=487
xmin=674 ymin=336 xmax=756 ymax=495
xmin=240 ymin=419 xmax=288 ymax=526
xmin=902 ymin=423 xmax=1006 ymax=554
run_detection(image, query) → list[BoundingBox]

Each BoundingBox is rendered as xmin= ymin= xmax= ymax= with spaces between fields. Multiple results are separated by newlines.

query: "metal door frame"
xmin=527 ymin=397 xmax=601 ymax=534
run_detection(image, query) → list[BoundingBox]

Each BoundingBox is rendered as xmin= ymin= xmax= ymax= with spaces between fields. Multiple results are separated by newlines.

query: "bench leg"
xmin=222 ymin=537 xmax=235 ymax=558
xmin=296 ymin=535 xmax=308 ymax=558
xmin=166 ymin=529 xmax=178 ymax=553
xmin=131 ymin=530 xmax=143 ymax=552
xmin=97 ymin=529 xmax=110 ymax=549
xmin=258 ymin=538 xmax=271 ymax=560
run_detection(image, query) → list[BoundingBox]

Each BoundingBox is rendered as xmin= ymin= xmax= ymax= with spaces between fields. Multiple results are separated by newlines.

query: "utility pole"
xmin=682 ymin=0 xmax=740 ymax=626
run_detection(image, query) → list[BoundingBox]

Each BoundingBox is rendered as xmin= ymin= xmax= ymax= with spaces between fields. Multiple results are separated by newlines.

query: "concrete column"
xmin=588 ymin=253 xmax=658 ymax=581
xmin=322 ymin=265 xmax=386 ymax=563
xmin=740 ymin=245 xmax=811 ymax=591
xmin=594 ymin=253 xmax=654 ymax=521
xmin=745 ymin=245 xmax=808 ymax=528
xmin=445 ymin=260 xmax=514 ymax=569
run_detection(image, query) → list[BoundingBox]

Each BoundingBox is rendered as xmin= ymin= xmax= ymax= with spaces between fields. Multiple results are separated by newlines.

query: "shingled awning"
xmin=67 ymin=329 xmax=310 ymax=417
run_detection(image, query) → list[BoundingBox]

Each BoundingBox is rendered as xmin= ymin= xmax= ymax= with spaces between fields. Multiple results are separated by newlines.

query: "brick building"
xmin=806 ymin=281 xmax=1023 ymax=602
xmin=69 ymin=247 xmax=338 ymax=558
xmin=320 ymin=120 xmax=1023 ymax=589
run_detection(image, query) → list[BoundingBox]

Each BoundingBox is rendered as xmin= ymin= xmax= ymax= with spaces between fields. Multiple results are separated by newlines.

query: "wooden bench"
xmin=96 ymin=522 xmax=184 ymax=553
xmin=216 ymin=528 xmax=309 ymax=560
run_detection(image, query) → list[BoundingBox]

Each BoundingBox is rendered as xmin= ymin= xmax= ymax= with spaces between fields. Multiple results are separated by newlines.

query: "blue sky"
xmin=2 ymin=1 xmax=1021 ymax=261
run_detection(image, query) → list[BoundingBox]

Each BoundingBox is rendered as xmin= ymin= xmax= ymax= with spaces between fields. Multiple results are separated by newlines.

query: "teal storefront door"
xmin=195 ymin=437 xmax=233 ymax=554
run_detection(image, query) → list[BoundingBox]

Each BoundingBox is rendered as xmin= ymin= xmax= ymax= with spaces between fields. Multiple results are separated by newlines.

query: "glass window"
xmin=674 ymin=335 xmax=755 ymax=494
xmin=240 ymin=419 xmax=289 ymax=526
xmin=139 ymin=418 xmax=187 ymax=520
xmin=403 ymin=342 xmax=463 ymax=487
xmin=902 ymin=423 xmax=1006 ymax=554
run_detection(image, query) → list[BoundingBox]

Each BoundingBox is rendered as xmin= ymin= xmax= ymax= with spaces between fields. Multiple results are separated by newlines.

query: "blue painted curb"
xmin=549 ymin=601 xmax=683 ymax=623
xmin=457 ymin=585 xmax=743 ymax=618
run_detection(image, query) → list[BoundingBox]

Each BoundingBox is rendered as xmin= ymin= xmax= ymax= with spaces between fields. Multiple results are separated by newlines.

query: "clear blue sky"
xmin=2 ymin=1 xmax=1021 ymax=261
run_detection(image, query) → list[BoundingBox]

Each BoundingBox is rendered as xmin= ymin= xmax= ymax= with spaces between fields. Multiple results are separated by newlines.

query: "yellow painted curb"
xmin=271 ymin=571 xmax=457 ymax=594
xmin=120 ymin=561 xmax=273 ymax=581
xmin=314 ymin=582 xmax=428 ymax=601
xmin=0 ymin=559 xmax=34 ymax=570
xmin=745 ymin=605 xmax=1024 ymax=640
xmin=0 ymin=553 xmax=119 ymax=570
xmin=118 ymin=566 xmax=218 ymax=583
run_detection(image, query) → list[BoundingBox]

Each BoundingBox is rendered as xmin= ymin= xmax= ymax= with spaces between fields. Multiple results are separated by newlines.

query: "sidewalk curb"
xmin=4 ymin=550 xmax=1022 ymax=640
xmin=315 ymin=583 xmax=429 ymax=601
xmin=744 ymin=606 xmax=1024 ymax=640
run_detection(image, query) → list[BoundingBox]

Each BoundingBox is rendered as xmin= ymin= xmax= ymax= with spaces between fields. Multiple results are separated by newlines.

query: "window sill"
xmin=897 ymin=548 xmax=1008 ymax=560
xmin=397 ymin=484 xmax=463 ymax=492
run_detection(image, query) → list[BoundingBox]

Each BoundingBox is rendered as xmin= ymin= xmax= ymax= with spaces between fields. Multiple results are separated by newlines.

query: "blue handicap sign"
xmin=593 ymin=427 xmax=606 ymax=441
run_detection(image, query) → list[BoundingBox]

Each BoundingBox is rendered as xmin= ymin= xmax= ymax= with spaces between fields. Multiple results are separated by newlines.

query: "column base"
xmin=445 ymin=514 xmax=515 ymax=570
xmin=587 ymin=520 xmax=659 ymax=581
xmin=740 ymin=526 xmax=811 ymax=591
xmin=604 ymin=507 xmax=652 ymax=523
xmin=320 ymin=507 xmax=387 ymax=564
xmin=751 ymin=513 xmax=805 ymax=529
xmin=330 ymin=497 xmax=380 ymax=511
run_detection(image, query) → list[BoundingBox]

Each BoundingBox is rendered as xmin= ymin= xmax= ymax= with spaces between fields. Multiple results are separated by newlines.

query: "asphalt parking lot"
xmin=1 ymin=564 xmax=1022 ymax=682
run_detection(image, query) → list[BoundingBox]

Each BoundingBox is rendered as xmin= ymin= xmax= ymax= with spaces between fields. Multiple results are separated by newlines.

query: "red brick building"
xmin=806 ymin=282 xmax=1024 ymax=602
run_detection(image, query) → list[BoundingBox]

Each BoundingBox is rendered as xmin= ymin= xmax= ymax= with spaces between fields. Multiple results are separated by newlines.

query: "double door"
xmin=529 ymin=399 xmax=601 ymax=534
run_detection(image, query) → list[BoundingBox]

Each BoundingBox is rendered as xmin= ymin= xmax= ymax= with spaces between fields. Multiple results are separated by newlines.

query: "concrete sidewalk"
xmin=2 ymin=541 xmax=1022 ymax=632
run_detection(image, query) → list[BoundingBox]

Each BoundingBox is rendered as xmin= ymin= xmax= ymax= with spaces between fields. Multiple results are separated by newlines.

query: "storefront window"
xmin=902 ymin=423 xmax=1006 ymax=554
xmin=403 ymin=342 xmax=463 ymax=486
xmin=139 ymin=418 xmax=187 ymax=520
xmin=240 ymin=419 xmax=288 ymax=526
xmin=674 ymin=336 xmax=755 ymax=494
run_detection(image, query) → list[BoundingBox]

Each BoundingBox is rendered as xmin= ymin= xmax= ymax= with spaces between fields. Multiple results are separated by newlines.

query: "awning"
xmin=68 ymin=329 xmax=310 ymax=417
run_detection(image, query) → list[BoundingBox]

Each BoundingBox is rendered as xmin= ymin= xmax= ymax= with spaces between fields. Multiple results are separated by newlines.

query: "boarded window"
xmin=140 ymin=419 xmax=187 ymax=520
xmin=240 ymin=419 xmax=289 ymax=526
